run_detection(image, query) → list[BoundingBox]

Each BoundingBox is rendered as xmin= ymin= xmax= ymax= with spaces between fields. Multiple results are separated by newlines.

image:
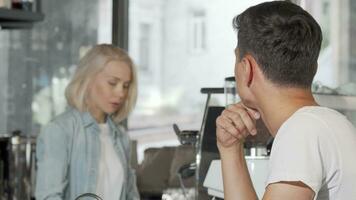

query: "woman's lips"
xmin=110 ymin=102 xmax=120 ymax=108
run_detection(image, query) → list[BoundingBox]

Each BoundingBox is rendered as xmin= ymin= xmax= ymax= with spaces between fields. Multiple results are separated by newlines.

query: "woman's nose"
xmin=115 ymin=85 xmax=126 ymax=98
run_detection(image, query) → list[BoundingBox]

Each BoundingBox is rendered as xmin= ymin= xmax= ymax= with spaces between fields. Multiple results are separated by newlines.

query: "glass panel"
xmin=303 ymin=0 xmax=355 ymax=88
xmin=128 ymin=0 xmax=267 ymax=163
xmin=0 ymin=0 xmax=112 ymax=136
xmin=129 ymin=0 xmax=356 ymax=160
xmin=302 ymin=0 xmax=356 ymax=124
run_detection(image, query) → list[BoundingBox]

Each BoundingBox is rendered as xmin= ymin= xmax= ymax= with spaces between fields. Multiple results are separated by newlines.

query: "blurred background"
xmin=1 ymin=0 xmax=356 ymax=199
xmin=1 ymin=0 xmax=355 ymax=161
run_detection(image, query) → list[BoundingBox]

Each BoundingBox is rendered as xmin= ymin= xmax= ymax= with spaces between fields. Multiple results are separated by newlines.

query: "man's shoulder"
xmin=281 ymin=106 xmax=348 ymax=132
xmin=270 ymin=106 xmax=356 ymax=200
xmin=275 ymin=105 xmax=355 ymax=152
xmin=295 ymin=106 xmax=344 ymax=118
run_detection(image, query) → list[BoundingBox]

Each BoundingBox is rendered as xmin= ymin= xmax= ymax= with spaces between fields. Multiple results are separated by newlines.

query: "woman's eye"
xmin=108 ymin=81 xmax=116 ymax=86
xmin=123 ymin=83 xmax=130 ymax=89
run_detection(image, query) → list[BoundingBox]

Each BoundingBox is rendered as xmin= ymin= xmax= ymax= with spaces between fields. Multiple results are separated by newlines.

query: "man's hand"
xmin=216 ymin=102 xmax=260 ymax=150
xmin=216 ymin=103 xmax=261 ymax=200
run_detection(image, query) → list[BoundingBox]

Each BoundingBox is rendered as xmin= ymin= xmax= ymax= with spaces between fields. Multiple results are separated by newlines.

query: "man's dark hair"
xmin=233 ymin=1 xmax=322 ymax=88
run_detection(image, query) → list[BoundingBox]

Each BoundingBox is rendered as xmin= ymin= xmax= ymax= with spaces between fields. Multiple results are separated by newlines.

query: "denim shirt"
xmin=35 ymin=108 xmax=140 ymax=200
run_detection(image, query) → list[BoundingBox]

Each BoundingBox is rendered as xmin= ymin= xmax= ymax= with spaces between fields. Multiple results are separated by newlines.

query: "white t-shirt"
xmin=266 ymin=106 xmax=356 ymax=200
xmin=96 ymin=123 xmax=124 ymax=200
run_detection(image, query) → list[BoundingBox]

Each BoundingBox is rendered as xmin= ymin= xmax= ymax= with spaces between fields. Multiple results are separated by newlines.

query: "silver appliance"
xmin=0 ymin=131 xmax=36 ymax=200
xmin=196 ymin=85 xmax=272 ymax=200
xmin=203 ymin=157 xmax=269 ymax=199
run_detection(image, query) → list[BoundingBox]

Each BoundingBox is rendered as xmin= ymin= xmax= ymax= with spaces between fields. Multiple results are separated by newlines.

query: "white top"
xmin=96 ymin=123 xmax=124 ymax=200
xmin=266 ymin=106 xmax=356 ymax=200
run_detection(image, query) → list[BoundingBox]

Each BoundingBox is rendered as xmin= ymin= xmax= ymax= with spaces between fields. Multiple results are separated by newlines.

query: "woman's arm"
xmin=120 ymin=129 xmax=140 ymax=200
xmin=35 ymin=122 xmax=70 ymax=200
xmin=126 ymin=167 xmax=140 ymax=200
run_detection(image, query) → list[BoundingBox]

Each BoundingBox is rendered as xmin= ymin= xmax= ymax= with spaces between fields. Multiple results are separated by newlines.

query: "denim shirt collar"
xmin=80 ymin=111 xmax=97 ymax=127
xmin=78 ymin=110 xmax=123 ymax=138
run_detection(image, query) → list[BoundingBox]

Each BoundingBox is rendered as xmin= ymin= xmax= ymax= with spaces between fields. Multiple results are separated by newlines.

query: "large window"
xmin=128 ymin=0 xmax=356 ymax=162
xmin=190 ymin=10 xmax=206 ymax=53
xmin=298 ymin=0 xmax=356 ymax=89
xmin=138 ymin=23 xmax=152 ymax=72
xmin=1 ymin=0 xmax=355 ymax=162
xmin=128 ymin=0 xmax=267 ymax=162
xmin=0 ymin=0 xmax=112 ymax=136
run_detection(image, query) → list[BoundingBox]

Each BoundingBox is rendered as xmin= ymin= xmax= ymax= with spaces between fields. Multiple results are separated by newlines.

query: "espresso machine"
xmin=196 ymin=77 xmax=272 ymax=200
xmin=0 ymin=130 xmax=36 ymax=200
xmin=168 ymin=76 xmax=273 ymax=200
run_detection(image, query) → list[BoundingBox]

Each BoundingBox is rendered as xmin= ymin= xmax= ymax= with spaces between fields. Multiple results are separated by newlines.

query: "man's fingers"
xmin=241 ymin=103 xmax=260 ymax=119
xmin=216 ymin=118 xmax=239 ymax=148
xmin=235 ymin=109 xmax=257 ymax=135
xmin=216 ymin=116 xmax=240 ymax=138
xmin=224 ymin=108 xmax=257 ymax=135
xmin=216 ymin=102 xmax=261 ymax=149
xmin=216 ymin=129 xmax=238 ymax=147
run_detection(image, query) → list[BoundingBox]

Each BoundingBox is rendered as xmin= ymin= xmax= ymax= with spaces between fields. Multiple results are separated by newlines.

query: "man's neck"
xmin=256 ymin=87 xmax=318 ymax=136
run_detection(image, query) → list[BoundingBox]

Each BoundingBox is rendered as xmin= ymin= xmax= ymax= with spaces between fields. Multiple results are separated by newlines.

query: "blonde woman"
xmin=35 ymin=44 xmax=140 ymax=200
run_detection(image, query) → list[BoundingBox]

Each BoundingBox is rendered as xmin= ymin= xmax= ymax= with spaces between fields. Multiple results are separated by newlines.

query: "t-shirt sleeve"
xmin=266 ymin=113 xmax=324 ymax=194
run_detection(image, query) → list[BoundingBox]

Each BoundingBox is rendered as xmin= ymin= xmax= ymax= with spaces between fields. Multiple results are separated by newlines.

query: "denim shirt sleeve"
xmin=35 ymin=121 xmax=70 ymax=200
xmin=126 ymin=168 xmax=140 ymax=200
xmin=117 ymin=126 xmax=140 ymax=200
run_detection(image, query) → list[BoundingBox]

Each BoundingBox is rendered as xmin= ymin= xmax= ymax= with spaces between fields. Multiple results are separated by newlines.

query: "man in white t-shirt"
xmin=216 ymin=1 xmax=356 ymax=200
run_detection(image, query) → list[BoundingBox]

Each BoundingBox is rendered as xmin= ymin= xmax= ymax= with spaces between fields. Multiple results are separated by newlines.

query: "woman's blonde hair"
xmin=65 ymin=44 xmax=138 ymax=123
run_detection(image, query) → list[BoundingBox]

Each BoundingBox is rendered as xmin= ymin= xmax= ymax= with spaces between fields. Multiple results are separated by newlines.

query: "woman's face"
xmin=87 ymin=60 xmax=132 ymax=122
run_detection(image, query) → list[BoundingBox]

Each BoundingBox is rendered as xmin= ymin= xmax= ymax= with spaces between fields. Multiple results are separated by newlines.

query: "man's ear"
xmin=242 ymin=54 xmax=260 ymax=87
xmin=241 ymin=57 xmax=253 ymax=87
